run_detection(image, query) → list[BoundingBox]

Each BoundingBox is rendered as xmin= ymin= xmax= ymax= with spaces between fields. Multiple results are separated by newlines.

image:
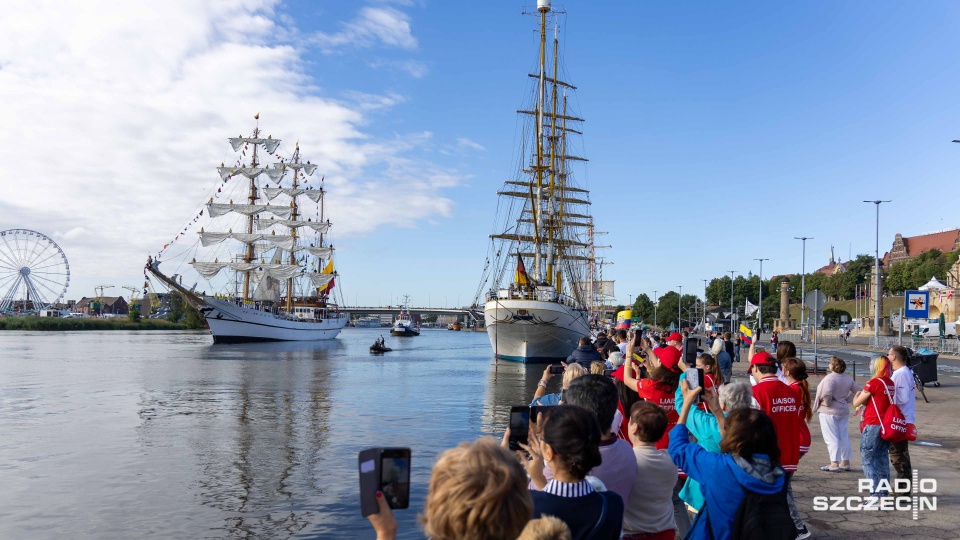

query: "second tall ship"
xmin=147 ymin=118 xmax=348 ymax=342
xmin=480 ymin=0 xmax=601 ymax=363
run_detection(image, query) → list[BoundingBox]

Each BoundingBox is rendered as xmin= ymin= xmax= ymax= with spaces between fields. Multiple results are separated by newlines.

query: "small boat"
xmin=370 ymin=342 xmax=392 ymax=353
xmin=390 ymin=297 xmax=420 ymax=337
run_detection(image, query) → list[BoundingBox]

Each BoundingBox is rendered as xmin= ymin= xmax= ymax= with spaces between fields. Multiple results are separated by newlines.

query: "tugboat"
xmin=390 ymin=297 xmax=420 ymax=337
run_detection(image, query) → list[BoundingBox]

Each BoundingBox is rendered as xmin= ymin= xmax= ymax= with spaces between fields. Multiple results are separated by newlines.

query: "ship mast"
xmin=286 ymin=143 xmax=301 ymax=312
xmin=531 ymin=0 xmax=550 ymax=283
xmin=545 ymin=21 xmax=559 ymax=288
xmin=242 ymin=122 xmax=260 ymax=300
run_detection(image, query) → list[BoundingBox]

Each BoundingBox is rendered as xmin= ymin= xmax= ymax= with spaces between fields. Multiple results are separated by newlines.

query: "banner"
xmin=616 ymin=310 xmax=632 ymax=329
xmin=744 ymin=299 xmax=759 ymax=317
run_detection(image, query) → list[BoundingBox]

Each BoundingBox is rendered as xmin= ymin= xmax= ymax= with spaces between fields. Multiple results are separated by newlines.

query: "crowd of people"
xmin=366 ymin=330 xmax=921 ymax=540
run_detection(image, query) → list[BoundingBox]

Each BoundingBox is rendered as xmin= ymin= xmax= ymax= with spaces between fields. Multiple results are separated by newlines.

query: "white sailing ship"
xmin=147 ymin=118 xmax=348 ymax=343
xmin=479 ymin=0 xmax=599 ymax=363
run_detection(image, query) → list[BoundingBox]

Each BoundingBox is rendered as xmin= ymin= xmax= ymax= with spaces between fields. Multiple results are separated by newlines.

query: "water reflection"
xmin=137 ymin=342 xmax=337 ymax=538
xmin=480 ymin=360 xmax=547 ymax=438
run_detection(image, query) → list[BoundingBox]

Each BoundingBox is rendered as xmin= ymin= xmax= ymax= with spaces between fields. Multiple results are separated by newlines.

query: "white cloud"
xmin=368 ymin=59 xmax=429 ymax=78
xmin=457 ymin=137 xmax=487 ymax=152
xmin=0 ymin=0 xmax=457 ymax=302
xmin=312 ymin=7 xmax=417 ymax=53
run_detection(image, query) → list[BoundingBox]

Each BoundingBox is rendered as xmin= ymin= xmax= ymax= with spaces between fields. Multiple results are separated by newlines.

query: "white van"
xmin=918 ymin=321 xmax=958 ymax=338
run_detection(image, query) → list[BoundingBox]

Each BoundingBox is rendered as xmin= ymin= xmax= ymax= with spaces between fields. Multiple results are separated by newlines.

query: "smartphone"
xmin=508 ymin=406 xmax=531 ymax=451
xmin=685 ymin=367 xmax=704 ymax=403
xmin=684 ymin=337 xmax=699 ymax=366
xmin=529 ymin=405 xmax=553 ymax=424
xmin=359 ymin=447 xmax=411 ymax=517
xmin=602 ymin=368 xmax=615 ymax=377
xmin=549 ymin=365 xmax=564 ymax=375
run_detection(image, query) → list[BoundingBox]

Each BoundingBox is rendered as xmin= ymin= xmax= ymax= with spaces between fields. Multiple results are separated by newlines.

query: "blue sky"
xmin=2 ymin=1 xmax=960 ymax=308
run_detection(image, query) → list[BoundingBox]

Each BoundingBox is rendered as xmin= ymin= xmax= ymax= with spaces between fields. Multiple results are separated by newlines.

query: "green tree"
xmin=167 ymin=292 xmax=185 ymax=323
xmin=632 ymin=294 xmax=654 ymax=323
xmin=184 ymin=305 xmax=205 ymax=329
xmin=127 ymin=304 xmax=141 ymax=323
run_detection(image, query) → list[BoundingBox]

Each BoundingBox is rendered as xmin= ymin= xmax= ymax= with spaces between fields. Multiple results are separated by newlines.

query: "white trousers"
xmin=819 ymin=412 xmax=852 ymax=462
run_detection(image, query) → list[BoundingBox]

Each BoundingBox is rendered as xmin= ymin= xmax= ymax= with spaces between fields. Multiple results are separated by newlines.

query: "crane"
xmin=94 ymin=284 xmax=114 ymax=316
xmin=122 ymin=286 xmax=141 ymax=315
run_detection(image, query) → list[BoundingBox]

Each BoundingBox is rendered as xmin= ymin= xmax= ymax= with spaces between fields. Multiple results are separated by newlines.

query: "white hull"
xmin=484 ymin=299 xmax=589 ymax=363
xmin=201 ymin=297 xmax=348 ymax=343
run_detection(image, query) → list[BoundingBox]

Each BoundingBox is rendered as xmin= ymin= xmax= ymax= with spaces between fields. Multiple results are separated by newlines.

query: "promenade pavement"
xmin=725 ymin=350 xmax=959 ymax=539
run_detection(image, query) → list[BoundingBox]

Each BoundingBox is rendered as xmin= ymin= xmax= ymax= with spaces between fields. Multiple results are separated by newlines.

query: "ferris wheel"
xmin=0 ymin=229 xmax=70 ymax=312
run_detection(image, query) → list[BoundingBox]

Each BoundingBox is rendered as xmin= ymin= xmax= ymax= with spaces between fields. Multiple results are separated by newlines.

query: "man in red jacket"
xmin=750 ymin=351 xmax=809 ymax=539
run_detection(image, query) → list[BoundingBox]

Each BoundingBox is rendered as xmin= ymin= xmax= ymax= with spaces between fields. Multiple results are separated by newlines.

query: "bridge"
xmin=340 ymin=306 xmax=484 ymax=322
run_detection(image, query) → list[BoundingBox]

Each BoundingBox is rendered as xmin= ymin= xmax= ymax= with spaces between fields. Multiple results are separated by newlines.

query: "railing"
xmin=485 ymin=288 xmax=584 ymax=309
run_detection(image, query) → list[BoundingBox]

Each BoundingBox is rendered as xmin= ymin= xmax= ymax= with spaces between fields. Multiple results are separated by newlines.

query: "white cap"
xmin=538 ymin=0 xmax=551 ymax=12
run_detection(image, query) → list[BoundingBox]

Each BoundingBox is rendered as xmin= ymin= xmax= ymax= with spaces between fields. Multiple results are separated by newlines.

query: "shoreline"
xmin=0 ymin=316 xmax=189 ymax=331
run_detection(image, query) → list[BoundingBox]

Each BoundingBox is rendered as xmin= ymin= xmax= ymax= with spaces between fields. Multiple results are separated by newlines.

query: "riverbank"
xmin=0 ymin=316 xmax=189 ymax=331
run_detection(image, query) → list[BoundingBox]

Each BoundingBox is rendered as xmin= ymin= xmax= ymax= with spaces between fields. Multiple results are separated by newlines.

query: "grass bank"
xmin=0 ymin=317 xmax=191 ymax=331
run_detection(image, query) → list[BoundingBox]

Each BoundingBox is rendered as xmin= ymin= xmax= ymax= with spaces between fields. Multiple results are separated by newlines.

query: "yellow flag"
xmin=321 ymin=260 xmax=334 ymax=274
xmin=254 ymin=112 xmax=260 ymax=119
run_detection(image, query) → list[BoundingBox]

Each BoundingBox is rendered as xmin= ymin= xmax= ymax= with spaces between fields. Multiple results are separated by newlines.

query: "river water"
xmin=0 ymin=328 xmax=544 ymax=539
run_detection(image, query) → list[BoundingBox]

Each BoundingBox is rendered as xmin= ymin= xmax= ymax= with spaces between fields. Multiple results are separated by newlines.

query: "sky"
xmin=2 ymin=0 xmax=960 ymax=309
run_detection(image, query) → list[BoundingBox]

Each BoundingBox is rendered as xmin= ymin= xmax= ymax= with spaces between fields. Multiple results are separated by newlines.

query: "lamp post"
xmin=864 ymin=200 xmax=891 ymax=344
xmin=754 ymin=258 xmax=768 ymax=333
xmin=728 ymin=271 xmax=736 ymax=333
xmin=678 ymin=285 xmax=682 ymax=331
xmin=795 ymin=237 xmax=812 ymax=339
xmin=653 ymin=290 xmax=658 ymax=328
xmin=702 ymin=279 xmax=709 ymax=332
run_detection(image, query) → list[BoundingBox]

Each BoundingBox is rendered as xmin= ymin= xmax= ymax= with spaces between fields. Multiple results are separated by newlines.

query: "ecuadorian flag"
xmin=739 ymin=324 xmax=753 ymax=345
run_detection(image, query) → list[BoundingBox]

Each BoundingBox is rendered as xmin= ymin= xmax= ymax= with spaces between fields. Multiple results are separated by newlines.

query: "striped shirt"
xmin=542 ymin=479 xmax=594 ymax=498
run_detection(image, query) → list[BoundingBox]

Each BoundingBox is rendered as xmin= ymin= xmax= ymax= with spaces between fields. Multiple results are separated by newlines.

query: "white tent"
xmin=919 ymin=277 xmax=949 ymax=291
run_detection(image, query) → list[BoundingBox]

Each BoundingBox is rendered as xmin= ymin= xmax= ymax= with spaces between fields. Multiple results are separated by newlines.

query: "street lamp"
xmin=754 ymin=258 xmax=768 ymax=333
xmin=678 ymin=285 xmax=682 ymax=331
xmin=728 ymin=271 xmax=736 ymax=333
xmin=864 ymin=200 xmax=891 ymax=344
xmin=795 ymin=237 xmax=812 ymax=337
xmin=653 ymin=290 xmax=658 ymax=327
xmin=702 ymin=279 xmax=709 ymax=331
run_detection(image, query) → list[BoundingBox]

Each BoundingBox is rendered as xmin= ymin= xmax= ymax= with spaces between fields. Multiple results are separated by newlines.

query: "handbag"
xmin=871 ymin=381 xmax=907 ymax=443
xmin=906 ymin=423 xmax=918 ymax=441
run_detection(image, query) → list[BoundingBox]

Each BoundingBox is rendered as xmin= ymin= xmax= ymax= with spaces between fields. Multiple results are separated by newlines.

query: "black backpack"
xmin=730 ymin=482 xmax=795 ymax=540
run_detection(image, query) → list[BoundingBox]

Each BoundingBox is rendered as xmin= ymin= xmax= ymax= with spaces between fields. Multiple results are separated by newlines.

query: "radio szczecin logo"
xmin=812 ymin=471 xmax=937 ymax=520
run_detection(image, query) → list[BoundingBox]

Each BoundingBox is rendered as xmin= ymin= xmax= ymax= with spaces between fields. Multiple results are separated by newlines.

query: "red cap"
xmin=612 ymin=365 xmax=626 ymax=382
xmin=750 ymin=351 xmax=777 ymax=367
xmin=654 ymin=346 xmax=682 ymax=371
xmin=666 ymin=332 xmax=683 ymax=343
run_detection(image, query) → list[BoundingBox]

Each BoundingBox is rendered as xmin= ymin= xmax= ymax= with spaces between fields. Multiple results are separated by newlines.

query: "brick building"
xmin=884 ymin=229 xmax=960 ymax=267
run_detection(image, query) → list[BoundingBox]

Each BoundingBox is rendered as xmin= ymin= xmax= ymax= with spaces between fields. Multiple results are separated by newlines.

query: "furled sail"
xmin=255 ymin=219 xmax=330 ymax=233
xmin=199 ymin=231 xmax=296 ymax=251
xmin=229 ymin=137 xmax=281 ymax=153
xmin=307 ymin=273 xmax=335 ymax=288
xmin=284 ymin=162 xmax=318 ymax=176
xmin=190 ymin=261 xmax=303 ymax=280
xmin=300 ymin=246 xmax=333 ymax=258
xmin=207 ymin=203 xmax=292 ymax=219
xmin=261 ymin=188 xmax=323 ymax=203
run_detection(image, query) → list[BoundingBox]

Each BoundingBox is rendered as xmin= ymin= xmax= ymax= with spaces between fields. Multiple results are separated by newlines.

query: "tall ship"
xmin=146 ymin=118 xmax=348 ymax=342
xmin=478 ymin=0 xmax=597 ymax=363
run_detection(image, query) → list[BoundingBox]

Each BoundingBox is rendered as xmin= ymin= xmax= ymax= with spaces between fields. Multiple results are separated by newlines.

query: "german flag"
xmin=515 ymin=256 xmax=529 ymax=285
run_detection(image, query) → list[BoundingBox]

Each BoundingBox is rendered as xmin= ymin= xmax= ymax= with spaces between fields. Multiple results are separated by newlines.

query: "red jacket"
xmin=752 ymin=376 xmax=800 ymax=472
xmin=789 ymin=381 xmax=811 ymax=456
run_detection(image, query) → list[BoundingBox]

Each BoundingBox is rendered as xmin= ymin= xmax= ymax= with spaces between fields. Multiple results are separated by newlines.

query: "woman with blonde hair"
xmin=852 ymin=356 xmax=895 ymax=498
xmin=531 ymin=363 xmax=586 ymax=406
xmin=812 ymin=356 xmax=860 ymax=472
xmin=367 ymin=438 xmax=534 ymax=540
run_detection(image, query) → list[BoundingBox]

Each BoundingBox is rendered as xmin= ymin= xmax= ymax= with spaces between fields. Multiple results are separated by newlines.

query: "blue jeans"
xmin=860 ymin=424 xmax=891 ymax=496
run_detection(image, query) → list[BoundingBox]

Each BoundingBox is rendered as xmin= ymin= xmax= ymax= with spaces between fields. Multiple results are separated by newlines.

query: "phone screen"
xmin=602 ymin=368 xmax=615 ymax=377
xmin=549 ymin=365 xmax=564 ymax=375
xmin=380 ymin=449 xmax=411 ymax=510
xmin=508 ymin=406 xmax=530 ymax=451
